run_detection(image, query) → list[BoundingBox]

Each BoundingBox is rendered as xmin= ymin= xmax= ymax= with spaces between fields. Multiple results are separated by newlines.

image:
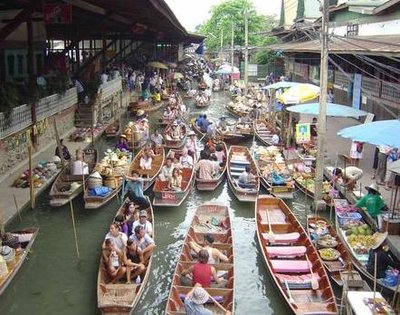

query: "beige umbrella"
xmin=147 ymin=61 xmax=168 ymax=69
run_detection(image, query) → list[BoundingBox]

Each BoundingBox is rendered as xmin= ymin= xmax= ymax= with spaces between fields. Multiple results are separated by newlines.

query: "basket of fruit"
xmin=319 ymin=248 xmax=341 ymax=261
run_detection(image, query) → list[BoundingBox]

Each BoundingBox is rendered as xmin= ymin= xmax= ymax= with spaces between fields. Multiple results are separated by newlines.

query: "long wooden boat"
xmin=256 ymin=147 xmax=294 ymax=199
xmin=227 ymin=145 xmax=260 ymax=202
xmin=49 ymin=148 xmax=98 ymax=207
xmin=162 ymin=122 xmax=187 ymax=149
xmin=97 ymin=196 xmax=154 ymax=314
xmin=255 ymin=196 xmax=338 ymax=315
xmin=153 ymin=149 xmax=195 ymax=207
xmin=195 ymin=142 xmax=227 ymax=191
xmin=84 ymin=152 xmax=132 ymax=209
xmin=334 ymin=199 xmax=400 ymax=293
xmin=128 ymin=147 xmax=165 ymax=191
xmin=225 ymin=103 xmax=249 ymax=118
xmin=165 ymin=202 xmax=234 ymax=314
xmin=104 ymin=120 xmax=120 ymax=138
xmin=0 ymin=227 xmax=39 ymax=296
xmin=254 ymin=119 xmax=278 ymax=146
xmin=306 ymin=215 xmax=353 ymax=286
xmin=191 ymin=118 xmax=205 ymax=137
xmin=195 ymin=94 xmax=210 ymax=108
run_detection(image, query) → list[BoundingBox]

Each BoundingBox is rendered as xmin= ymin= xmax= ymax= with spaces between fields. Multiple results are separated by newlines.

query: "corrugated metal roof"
xmin=267 ymin=35 xmax=400 ymax=56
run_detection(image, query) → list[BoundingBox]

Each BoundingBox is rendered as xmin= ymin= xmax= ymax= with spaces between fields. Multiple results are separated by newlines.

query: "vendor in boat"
xmin=356 ymin=183 xmax=387 ymax=231
xmin=186 ymin=131 xmax=198 ymax=158
xmin=115 ymin=134 xmax=130 ymax=151
xmin=132 ymin=210 xmax=153 ymax=237
xmin=189 ymin=234 xmax=230 ymax=264
xmin=180 ymin=148 xmax=194 ymax=168
xmin=196 ymin=151 xmax=215 ymax=180
xmin=167 ymin=167 xmax=182 ymax=191
xmin=102 ymin=238 xmax=127 ymax=284
xmin=249 ymin=104 xmax=261 ymax=119
xmin=129 ymin=225 xmax=155 ymax=262
xmin=124 ymin=170 xmax=151 ymax=210
xmin=159 ymin=158 xmax=174 ymax=181
xmin=71 ymin=149 xmax=89 ymax=175
xmin=366 ymin=232 xmax=400 ymax=279
xmin=55 ymin=139 xmax=71 ymax=161
xmin=124 ymin=239 xmax=146 ymax=284
xmin=195 ymin=115 xmax=204 ymax=128
xmin=238 ymin=165 xmax=258 ymax=189
xmin=333 ymin=166 xmax=363 ymax=190
xmin=104 ymin=223 xmax=128 ymax=252
xmin=180 ymin=249 xmax=227 ymax=288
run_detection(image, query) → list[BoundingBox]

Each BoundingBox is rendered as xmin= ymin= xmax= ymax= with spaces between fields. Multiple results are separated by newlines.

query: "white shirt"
xmin=132 ymin=220 xmax=153 ymax=236
xmin=179 ymin=155 xmax=194 ymax=168
xmin=72 ymin=160 xmax=89 ymax=175
xmin=140 ymin=156 xmax=152 ymax=170
xmin=104 ymin=232 xmax=127 ymax=252
xmin=101 ymin=73 xmax=108 ymax=83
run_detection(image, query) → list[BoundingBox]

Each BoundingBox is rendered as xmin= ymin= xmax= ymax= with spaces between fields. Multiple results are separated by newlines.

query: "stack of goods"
xmin=69 ymin=125 xmax=105 ymax=142
xmin=12 ymin=160 xmax=59 ymax=188
xmin=226 ymin=99 xmax=251 ymax=116
xmin=124 ymin=120 xmax=149 ymax=146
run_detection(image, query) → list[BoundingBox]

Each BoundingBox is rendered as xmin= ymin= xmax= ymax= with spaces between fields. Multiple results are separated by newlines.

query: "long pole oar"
xmin=285 ymin=279 xmax=296 ymax=305
xmin=306 ymin=254 xmax=319 ymax=290
xmin=69 ymin=200 xmax=80 ymax=260
xmin=207 ymin=292 xmax=228 ymax=313
xmin=13 ymin=194 xmax=22 ymax=222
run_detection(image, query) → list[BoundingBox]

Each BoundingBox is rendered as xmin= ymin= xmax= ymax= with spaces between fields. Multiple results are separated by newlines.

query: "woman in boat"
xmin=179 ymin=148 xmax=194 ymax=168
xmin=104 ymin=223 xmax=128 ymax=252
xmin=356 ymin=183 xmax=387 ymax=230
xmin=128 ymin=225 xmax=156 ymax=262
xmin=102 ymin=238 xmax=127 ymax=284
xmin=189 ymin=234 xmax=229 ymax=264
xmin=167 ymin=168 xmax=182 ymax=191
xmin=115 ymin=134 xmax=130 ymax=151
xmin=214 ymin=144 xmax=226 ymax=164
xmin=124 ymin=239 xmax=146 ymax=284
xmin=186 ymin=131 xmax=198 ymax=158
xmin=159 ymin=158 xmax=174 ymax=181
xmin=366 ymin=232 xmax=400 ymax=279
xmin=125 ymin=171 xmax=151 ymax=210
xmin=180 ymin=249 xmax=226 ymax=288
xmin=139 ymin=151 xmax=152 ymax=170
xmin=113 ymin=214 xmax=129 ymax=237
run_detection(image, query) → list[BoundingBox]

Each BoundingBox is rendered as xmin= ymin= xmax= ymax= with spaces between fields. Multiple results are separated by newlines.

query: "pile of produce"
xmin=293 ymin=175 xmax=331 ymax=194
xmin=347 ymin=234 xmax=376 ymax=255
xmin=13 ymin=161 xmax=58 ymax=188
xmin=94 ymin=149 xmax=131 ymax=178
xmin=319 ymin=248 xmax=341 ymax=261
xmin=344 ymin=222 xmax=373 ymax=236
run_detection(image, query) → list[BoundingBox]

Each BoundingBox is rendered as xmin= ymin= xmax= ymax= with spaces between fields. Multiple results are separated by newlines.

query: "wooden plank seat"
xmin=266 ymin=246 xmax=307 ymax=258
xmin=275 ymin=273 xmax=321 ymax=290
xmin=270 ymin=260 xmax=311 ymax=273
xmin=262 ymin=232 xmax=300 ymax=244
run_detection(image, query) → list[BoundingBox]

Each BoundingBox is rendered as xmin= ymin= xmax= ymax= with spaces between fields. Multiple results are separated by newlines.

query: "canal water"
xmin=0 ymin=91 xmax=330 ymax=314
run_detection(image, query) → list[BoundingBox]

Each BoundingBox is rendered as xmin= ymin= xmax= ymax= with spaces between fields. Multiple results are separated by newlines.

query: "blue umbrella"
xmin=215 ymin=66 xmax=240 ymax=75
xmin=261 ymin=81 xmax=300 ymax=90
xmin=337 ymin=119 xmax=400 ymax=147
xmin=286 ymin=103 xmax=369 ymax=118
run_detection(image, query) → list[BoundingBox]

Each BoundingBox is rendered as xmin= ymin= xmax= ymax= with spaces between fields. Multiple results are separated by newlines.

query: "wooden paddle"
xmin=306 ymin=254 xmax=319 ymax=290
xmin=267 ymin=211 xmax=275 ymax=243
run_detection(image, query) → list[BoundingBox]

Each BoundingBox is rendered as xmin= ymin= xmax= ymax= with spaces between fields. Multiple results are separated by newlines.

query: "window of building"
xmin=17 ymin=54 xmax=24 ymax=74
xmin=7 ymin=55 xmax=15 ymax=76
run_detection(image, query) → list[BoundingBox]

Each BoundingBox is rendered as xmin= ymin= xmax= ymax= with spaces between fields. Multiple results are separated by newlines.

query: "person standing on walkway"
xmin=349 ymin=141 xmax=364 ymax=167
xmin=372 ymin=146 xmax=379 ymax=179
xmin=376 ymin=146 xmax=391 ymax=185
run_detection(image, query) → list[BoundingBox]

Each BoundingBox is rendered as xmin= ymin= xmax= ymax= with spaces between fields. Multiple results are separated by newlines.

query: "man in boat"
xmin=124 ymin=239 xmax=146 ymax=284
xmin=189 ymin=234 xmax=230 ymax=264
xmin=249 ymin=104 xmax=261 ymax=120
xmin=217 ymin=116 xmax=228 ymax=132
xmin=184 ymin=283 xmax=232 ymax=315
xmin=102 ymin=238 xmax=127 ymax=284
xmin=356 ymin=183 xmax=387 ymax=231
xmin=366 ymin=232 xmax=400 ymax=279
xmin=124 ymin=171 xmax=151 ymax=210
xmin=200 ymin=115 xmax=211 ymax=133
xmin=129 ymin=225 xmax=155 ymax=262
xmin=180 ymin=249 xmax=227 ymax=288
xmin=132 ymin=210 xmax=153 ymax=237
xmin=150 ymin=129 xmax=163 ymax=153
xmin=196 ymin=151 xmax=215 ymax=180
xmin=333 ymin=166 xmax=363 ymax=190
xmin=238 ymin=165 xmax=258 ymax=189
xmin=55 ymin=139 xmax=71 ymax=161
xmin=159 ymin=158 xmax=174 ymax=182
xmin=180 ymin=148 xmax=194 ymax=168
xmin=115 ymin=134 xmax=130 ymax=151
xmin=71 ymin=149 xmax=89 ymax=175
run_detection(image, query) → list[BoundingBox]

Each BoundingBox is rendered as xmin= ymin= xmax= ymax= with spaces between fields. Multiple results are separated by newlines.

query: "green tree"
xmin=196 ymin=0 xmax=278 ymax=64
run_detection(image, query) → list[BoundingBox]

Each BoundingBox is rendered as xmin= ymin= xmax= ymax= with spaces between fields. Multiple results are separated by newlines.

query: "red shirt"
xmin=192 ymin=263 xmax=212 ymax=287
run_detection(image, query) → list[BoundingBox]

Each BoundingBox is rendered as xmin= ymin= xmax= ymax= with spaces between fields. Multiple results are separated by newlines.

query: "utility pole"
xmin=314 ymin=0 xmax=329 ymax=205
xmin=244 ymin=9 xmax=249 ymax=96
xmin=231 ymin=21 xmax=234 ymax=73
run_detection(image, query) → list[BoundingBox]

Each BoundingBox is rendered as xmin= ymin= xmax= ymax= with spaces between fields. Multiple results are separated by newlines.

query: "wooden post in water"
xmin=13 ymin=194 xmax=22 ymax=221
xmin=69 ymin=200 xmax=80 ymax=260
xmin=52 ymin=118 xmax=65 ymax=165
xmin=28 ymin=144 xmax=35 ymax=209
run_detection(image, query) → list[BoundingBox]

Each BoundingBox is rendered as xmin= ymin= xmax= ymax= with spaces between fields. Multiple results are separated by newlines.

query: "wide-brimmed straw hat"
xmin=372 ymin=231 xmax=388 ymax=249
xmin=120 ymin=134 xmax=127 ymax=139
xmin=188 ymin=131 xmax=196 ymax=136
xmin=190 ymin=287 xmax=209 ymax=305
xmin=366 ymin=183 xmax=380 ymax=194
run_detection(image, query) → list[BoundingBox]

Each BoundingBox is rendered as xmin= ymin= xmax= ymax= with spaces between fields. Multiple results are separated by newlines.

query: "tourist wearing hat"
xmin=131 ymin=209 xmax=153 ymax=237
xmin=356 ymin=183 xmax=387 ymax=230
xmin=115 ymin=134 xmax=130 ymax=151
xmin=366 ymin=232 xmax=400 ymax=279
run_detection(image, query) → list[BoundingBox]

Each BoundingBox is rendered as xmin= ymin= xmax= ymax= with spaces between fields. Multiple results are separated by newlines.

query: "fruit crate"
xmin=337 ymin=212 xmax=362 ymax=226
